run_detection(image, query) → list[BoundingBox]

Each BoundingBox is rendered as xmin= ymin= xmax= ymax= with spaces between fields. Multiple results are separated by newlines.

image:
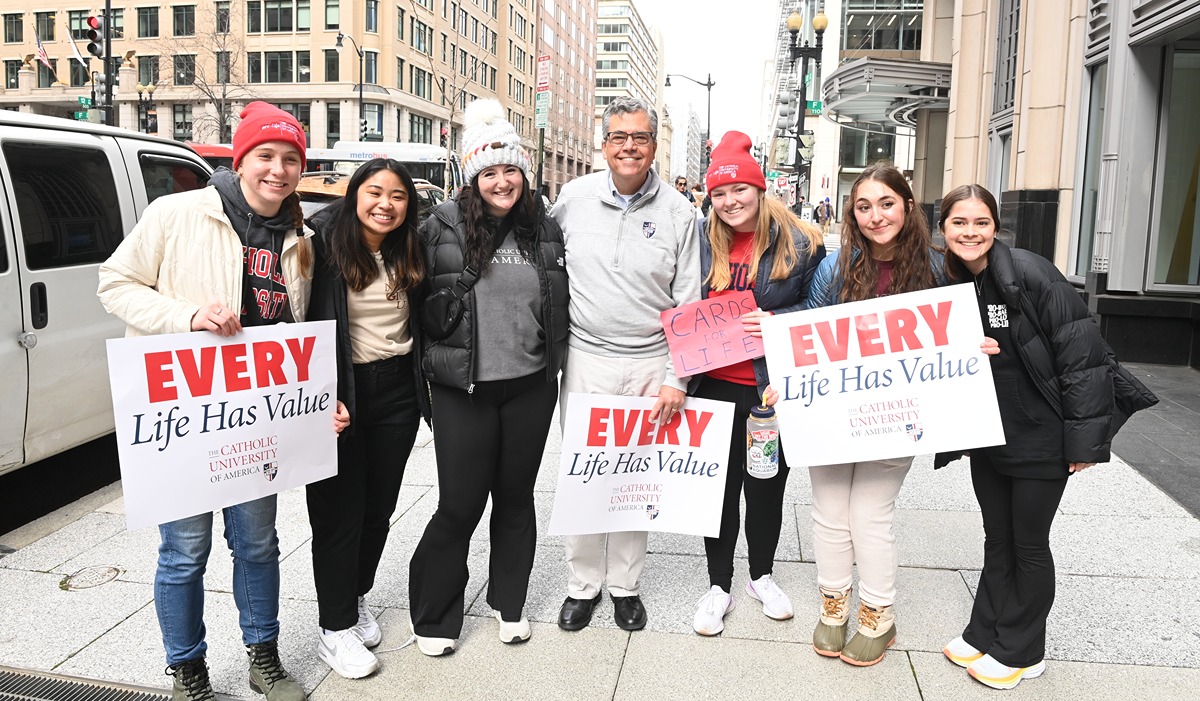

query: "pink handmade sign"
xmin=660 ymin=290 xmax=763 ymax=376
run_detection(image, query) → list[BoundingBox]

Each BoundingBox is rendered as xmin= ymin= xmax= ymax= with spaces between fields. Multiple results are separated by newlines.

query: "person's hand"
xmin=762 ymin=386 xmax=779 ymax=407
xmin=333 ymin=401 xmax=350 ymax=435
xmin=1069 ymin=462 xmax=1096 ymax=473
xmin=981 ymin=336 xmax=1000 ymax=355
xmin=650 ymin=386 xmax=687 ymax=424
xmin=742 ymin=309 xmax=773 ymax=338
xmin=191 ymin=302 xmax=242 ymax=337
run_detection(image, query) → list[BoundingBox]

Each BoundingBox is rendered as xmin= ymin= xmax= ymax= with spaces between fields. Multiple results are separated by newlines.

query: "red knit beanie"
xmin=705 ymin=131 xmax=766 ymax=192
xmin=232 ymin=102 xmax=307 ymax=170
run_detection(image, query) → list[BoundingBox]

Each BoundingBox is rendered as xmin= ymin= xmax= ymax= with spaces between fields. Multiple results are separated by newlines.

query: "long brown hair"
xmin=939 ymin=183 xmax=1001 ymax=283
xmin=706 ymin=191 xmax=819 ymax=291
xmin=837 ymin=163 xmax=935 ymax=302
xmin=283 ymin=192 xmax=312 ymax=279
xmin=329 ymin=158 xmax=426 ymax=293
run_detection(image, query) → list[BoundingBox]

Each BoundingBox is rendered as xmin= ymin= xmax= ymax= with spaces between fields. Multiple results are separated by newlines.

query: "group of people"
xmin=96 ymin=94 xmax=1151 ymax=701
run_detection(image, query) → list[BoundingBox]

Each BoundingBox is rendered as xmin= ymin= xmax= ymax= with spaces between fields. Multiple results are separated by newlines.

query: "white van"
xmin=0 ymin=111 xmax=212 ymax=475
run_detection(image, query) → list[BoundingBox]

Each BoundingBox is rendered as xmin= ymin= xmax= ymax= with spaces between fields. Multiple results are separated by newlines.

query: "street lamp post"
xmin=135 ymin=83 xmax=156 ymax=134
xmin=784 ymin=9 xmax=827 ymax=201
xmin=335 ymin=32 xmax=364 ymax=133
xmin=665 ymin=72 xmax=715 ymax=172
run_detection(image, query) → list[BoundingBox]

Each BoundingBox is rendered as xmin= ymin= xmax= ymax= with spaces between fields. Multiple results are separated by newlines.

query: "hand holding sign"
xmin=660 ymin=291 xmax=763 ymax=376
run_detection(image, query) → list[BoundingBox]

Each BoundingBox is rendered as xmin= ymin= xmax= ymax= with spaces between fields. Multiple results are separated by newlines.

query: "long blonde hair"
xmin=706 ymin=191 xmax=821 ymax=291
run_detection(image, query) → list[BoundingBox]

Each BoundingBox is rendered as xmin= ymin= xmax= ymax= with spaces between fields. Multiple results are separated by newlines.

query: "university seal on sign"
xmin=263 ymin=461 xmax=279 ymax=481
xmin=906 ymin=423 xmax=924 ymax=442
xmin=642 ymin=222 xmax=656 ymax=238
xmin=645 ymin=505 xmax=660 ymax=520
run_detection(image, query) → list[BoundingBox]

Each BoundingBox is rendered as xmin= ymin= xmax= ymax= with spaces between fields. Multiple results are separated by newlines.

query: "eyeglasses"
xmin=605 ymin=131 xmax=655 ymax=146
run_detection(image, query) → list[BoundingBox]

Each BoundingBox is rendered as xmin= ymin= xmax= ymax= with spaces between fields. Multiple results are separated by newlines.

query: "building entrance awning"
xmin=821 ymin=58 xmax=951 ymax=132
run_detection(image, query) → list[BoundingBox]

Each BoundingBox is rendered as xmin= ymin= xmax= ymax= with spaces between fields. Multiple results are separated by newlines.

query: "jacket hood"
xmin=210 ymin=167 xmax=297 ymax=240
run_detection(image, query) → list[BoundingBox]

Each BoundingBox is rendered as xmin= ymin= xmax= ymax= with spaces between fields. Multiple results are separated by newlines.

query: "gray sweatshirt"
xmin=550 ymin=169 xmax=701 ymax=391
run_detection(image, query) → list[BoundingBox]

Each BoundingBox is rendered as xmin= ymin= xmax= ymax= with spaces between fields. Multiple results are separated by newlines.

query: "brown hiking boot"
xmin=812 ymin=587 xmax=852 ymax=657
xmin=168 ymin=658 xmax=215 ymax=701
xmin=247 ymin=640 xmax=305 ymax=700
xmin=840 ymin=602 xmax=896 ymax=666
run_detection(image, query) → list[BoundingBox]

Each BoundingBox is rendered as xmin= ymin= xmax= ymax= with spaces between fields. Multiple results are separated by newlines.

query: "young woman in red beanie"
xmin=99 ymin=101 xmax=335 ymax=701
xmin=303 ymin=158 xmax=429 ymax=679
xmin=690 ymin=130 xmax=825 ymax=636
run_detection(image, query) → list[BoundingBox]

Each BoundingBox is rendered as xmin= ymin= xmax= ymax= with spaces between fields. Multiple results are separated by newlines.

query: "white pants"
xmin=560 ymin=347 xmax=667 ymax=598
xmin=808 ymin=456 xmax=913 ymax=607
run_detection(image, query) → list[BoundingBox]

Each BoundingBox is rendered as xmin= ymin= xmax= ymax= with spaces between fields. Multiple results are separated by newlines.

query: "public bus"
xmin=187 ymin=143 xmax=233 ymax=171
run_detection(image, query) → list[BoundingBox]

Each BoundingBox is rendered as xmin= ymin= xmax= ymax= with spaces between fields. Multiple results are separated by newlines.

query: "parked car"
xmin=296 ymin=172 xmax=446 ymax=222
xmin=0 ymin=111 xmax=212 ymax=475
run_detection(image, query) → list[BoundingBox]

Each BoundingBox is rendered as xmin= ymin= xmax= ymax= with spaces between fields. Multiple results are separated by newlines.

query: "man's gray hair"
xmin=601 ymin=96 xmax=659 ymax=136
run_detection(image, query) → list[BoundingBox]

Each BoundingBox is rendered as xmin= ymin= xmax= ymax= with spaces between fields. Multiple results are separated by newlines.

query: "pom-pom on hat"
xmin=232 ymin=101 xmax=307 ymax=170
xmin=460 ymin=98 xmax=532 ymax=183
xmin=705 ymin=131 xmax=766 ymax=193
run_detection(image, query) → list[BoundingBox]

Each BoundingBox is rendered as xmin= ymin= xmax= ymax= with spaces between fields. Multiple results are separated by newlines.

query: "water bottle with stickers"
xmin=746 ymin=404 xmax=780 ymax=479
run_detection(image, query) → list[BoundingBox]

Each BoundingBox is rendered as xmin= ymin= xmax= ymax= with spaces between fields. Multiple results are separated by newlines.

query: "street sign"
xmin=78 ymin=96 xmax=93 ymax=107
xmin=536 ymin=54 xmax=551 ymax=93
xmin=807 ymin=101 xmax=823 ymax=114
xmin=535 ymin=91 xmax=551 ymax=129
xmin=73 ymin=111 xmax=88 ymax=120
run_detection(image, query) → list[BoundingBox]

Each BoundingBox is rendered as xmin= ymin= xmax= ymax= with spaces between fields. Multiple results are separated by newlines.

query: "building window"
xmin=138 ymin=8 xmax=159 ymax=38
xmin=410 ymin=114 xmax=432 ymax=144
xmin=216 ymin=2 xmax=231 ymax=33
xmin=277 ymin=103 xmax=311 ymax=142
xmin=412 ymin=18 xmax=431 ymax=54
xmin=4 ymin=14 xmax=23 ymax=43
xmin=1074 ymin=62 xmax=1106 ymax=278
xmin=364 ymin=51 xmax=378 ymax=84
xmin=298 ymin=0 xmax=311 ymax=30
xmin=248 ymin=53 xmax=262 ymax=82
xmin=34 ymin=12 xmax=54 ymax=40
xmin=173 ymin=5 xmax=196 ymax=36
xmin=4 ymin=60 xmax=19 ymax=89
xmin=397 ymin=7 xmax=405 ymax=40
xmin=364 ymin=103 xmax=382 ymax=140
xmin=326 ymin=0 xmax=340 ymax=30
xmin=838 ymin=125 xmax=895 ymax=169
xmin=298 ymin=51 xmax=310 ymax=82
xmin=411 ymin=66 xmax=432 ymax=100
xmin=265 ymin=51 xmax=294 ymax=82
xmin=36 ymin=60 xmax=56 ymax=88
xmin=993 ymin=0 xmax=1020 ymax=115
xmin=1153 ymin=50 xmax=1200 ymax=286
xmin=138 ymin=55 xmax=159 ymax=86
xmin=366 ymin=0 xmax=379 ymax=32
xmin=396 ymin=57 xmax=404 ymax=90
xmin=327 ymin=103 xmax=341 ymax=147
xmin=216 ymin=51 xmax=231 ymax=83
xmin=324 ymin=49 xmax=339 ymax=82
xmin=69 ymin=60 xmax=90 ymax=87
xmin=69 ymin=11 xmax=90 ymax=40
xmin=110 ymin=9 xmax=125 ymax=38
xmin=174 ymin=55 xmax=196 ymax=85
xmin=266 ymin=0 xmax=295 ymax=32
xmin=174 ymin=103 xmax=193 ymax=140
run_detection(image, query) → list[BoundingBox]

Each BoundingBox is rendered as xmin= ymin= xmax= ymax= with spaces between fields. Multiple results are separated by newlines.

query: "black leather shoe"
xmin=612 ymin=595 xmax=647 ymax=631
xmin=558 ymin=594 xmax=602 ymax=631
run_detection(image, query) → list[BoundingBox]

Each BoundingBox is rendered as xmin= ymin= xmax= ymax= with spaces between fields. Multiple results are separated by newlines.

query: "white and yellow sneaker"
xmin=968 ymin=653 xmax=1046 ymax=690
xmin=943 ymin=635 xmax=984 ymax=668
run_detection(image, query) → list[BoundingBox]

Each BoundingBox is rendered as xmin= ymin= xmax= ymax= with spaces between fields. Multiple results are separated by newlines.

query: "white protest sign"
xmin=761 ymin=283 xmax=1004 ymax=465
xmin=548 ymin=394 xmax=734 ymax=538
xmin=106 ymin=321 xmax=338 ymax=530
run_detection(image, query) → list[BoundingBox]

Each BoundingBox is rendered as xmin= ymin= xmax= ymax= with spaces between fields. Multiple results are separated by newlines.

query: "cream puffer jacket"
xmin=98 ymin=186 xmax=312 ymax=337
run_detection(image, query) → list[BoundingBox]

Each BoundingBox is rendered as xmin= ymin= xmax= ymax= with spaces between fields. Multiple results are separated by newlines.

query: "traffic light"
xmin=439 ymin=126 xmax=448 ymax=147
xmin=86 ymin=15 xmax=107 ymax=59
xmin=704 ymin=139 xmax=713 ymax=162
xmin=359 ymin=118 xmax=369 ymax=139
xmin=94 ymin=73 xmax=109 ymax=108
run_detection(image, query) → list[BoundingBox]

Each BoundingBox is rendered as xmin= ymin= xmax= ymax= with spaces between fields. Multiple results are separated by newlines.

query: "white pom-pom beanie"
xmin=460 ymin=98 xmax=532 ymax=184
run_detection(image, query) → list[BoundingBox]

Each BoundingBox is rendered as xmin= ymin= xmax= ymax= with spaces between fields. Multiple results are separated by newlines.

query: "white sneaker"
xmin=746 ymin=574 xmax=794 ymax=620
xmin=968 ymin=653 xmax=1046 ymax=690
xmin=318 ymin=627 xmax=379 ymax=679
xmin=409 ymin=615 xmax=456 ymax=657
xmin=943 ymin=635 xmax=984 ymax=668
xmin=692 ymin=585 xmax=735 ymax=636
xmin=352 ymin=596 xmax=382 ymax=648
xmin=494 ymin=611 xmax=532 ymax=643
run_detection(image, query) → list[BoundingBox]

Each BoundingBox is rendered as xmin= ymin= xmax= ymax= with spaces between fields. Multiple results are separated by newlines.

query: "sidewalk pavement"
xmin=2 ymin=366 xmax=1198 ymax=700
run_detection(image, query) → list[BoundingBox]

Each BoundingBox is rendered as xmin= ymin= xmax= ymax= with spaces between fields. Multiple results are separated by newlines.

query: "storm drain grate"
xmin=0 ymin=666 xmax=168 ymax=701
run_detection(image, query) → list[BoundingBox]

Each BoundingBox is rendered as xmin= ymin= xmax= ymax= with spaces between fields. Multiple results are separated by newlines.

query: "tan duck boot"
xmin=840 ymin=602 xmax=896 ymax=666
xmin=811 ymin=587 xmax=852 ymax=657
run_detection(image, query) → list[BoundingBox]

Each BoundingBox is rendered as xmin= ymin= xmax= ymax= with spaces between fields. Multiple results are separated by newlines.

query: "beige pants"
xmin=809 ymin=457 xmax=913 ymax=606
xmin=560 ymin=347 xmax=667 ymax=598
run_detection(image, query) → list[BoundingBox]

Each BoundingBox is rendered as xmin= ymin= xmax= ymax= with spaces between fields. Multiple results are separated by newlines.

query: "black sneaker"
xmin=247 ymin=640 xmax=305 ymax=700
xmin=167 ymin=658 xmax=215 ymax=701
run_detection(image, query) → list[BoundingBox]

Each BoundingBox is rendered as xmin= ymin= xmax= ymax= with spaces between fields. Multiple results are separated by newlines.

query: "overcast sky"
xmin=636 ymin=0 xmax=780 ymax=147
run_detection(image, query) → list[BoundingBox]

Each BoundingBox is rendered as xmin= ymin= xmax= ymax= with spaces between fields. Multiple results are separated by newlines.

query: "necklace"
xmin=973 ymin=273 xmax=985 ymax=297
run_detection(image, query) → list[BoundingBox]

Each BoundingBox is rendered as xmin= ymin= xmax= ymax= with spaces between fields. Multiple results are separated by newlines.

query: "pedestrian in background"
xmin=408 ymin=99 xmax=568 ymax=655
xmin=675 ymin=176 xmax=696 ymax=203
xmin=690 ymin=131 xmax=825 ymax=636
xmin=550 ymin=95 xmax=700 ymax=634
xmin=936 ymin=184 xmax=1156 ymax=689
xmin=802 ymin=163 xmax=945 ymax=667
xmin=98 ymin=102 xmax=327 ymax=701
xmin=304 ymin=158 xmax=429 ymax=679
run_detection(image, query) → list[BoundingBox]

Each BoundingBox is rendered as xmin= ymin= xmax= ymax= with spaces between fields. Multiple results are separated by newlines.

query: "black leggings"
xmin=408 ymin=371 xmax=558 ymax=638
xmin=694 ymin=377 xmax=790 ymax=592
xmin=963 ymin=451 xmax=1068 ymax=667
xmin=306 ymin=354 xmax=421 ymax=631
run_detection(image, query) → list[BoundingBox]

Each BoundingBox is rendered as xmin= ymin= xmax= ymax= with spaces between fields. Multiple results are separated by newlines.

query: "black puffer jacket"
xmin=697 ymin=219 xmax=825 ymax=394
xmin=420 ymin=199 xmax=568 ymax=391
xmin=305 ymin=207 xmax=432 ymax=429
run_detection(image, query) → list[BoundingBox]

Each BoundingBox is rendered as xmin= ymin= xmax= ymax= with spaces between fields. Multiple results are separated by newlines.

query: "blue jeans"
xmin=155 ymin=495 xmax=281 ymax=666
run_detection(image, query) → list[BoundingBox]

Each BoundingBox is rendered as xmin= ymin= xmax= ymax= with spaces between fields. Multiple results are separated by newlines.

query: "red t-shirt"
xmin=875 ymin=259 xmax=895 ymax=297
xmin=708 ymin=232 xmax=758 ymax=386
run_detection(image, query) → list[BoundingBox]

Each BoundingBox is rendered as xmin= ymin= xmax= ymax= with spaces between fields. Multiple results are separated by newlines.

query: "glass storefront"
xmin=1075 ymin=62 xmax=1107 ymax=277
xmin=1153 ymin=49 xmax=1200 ymax=286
